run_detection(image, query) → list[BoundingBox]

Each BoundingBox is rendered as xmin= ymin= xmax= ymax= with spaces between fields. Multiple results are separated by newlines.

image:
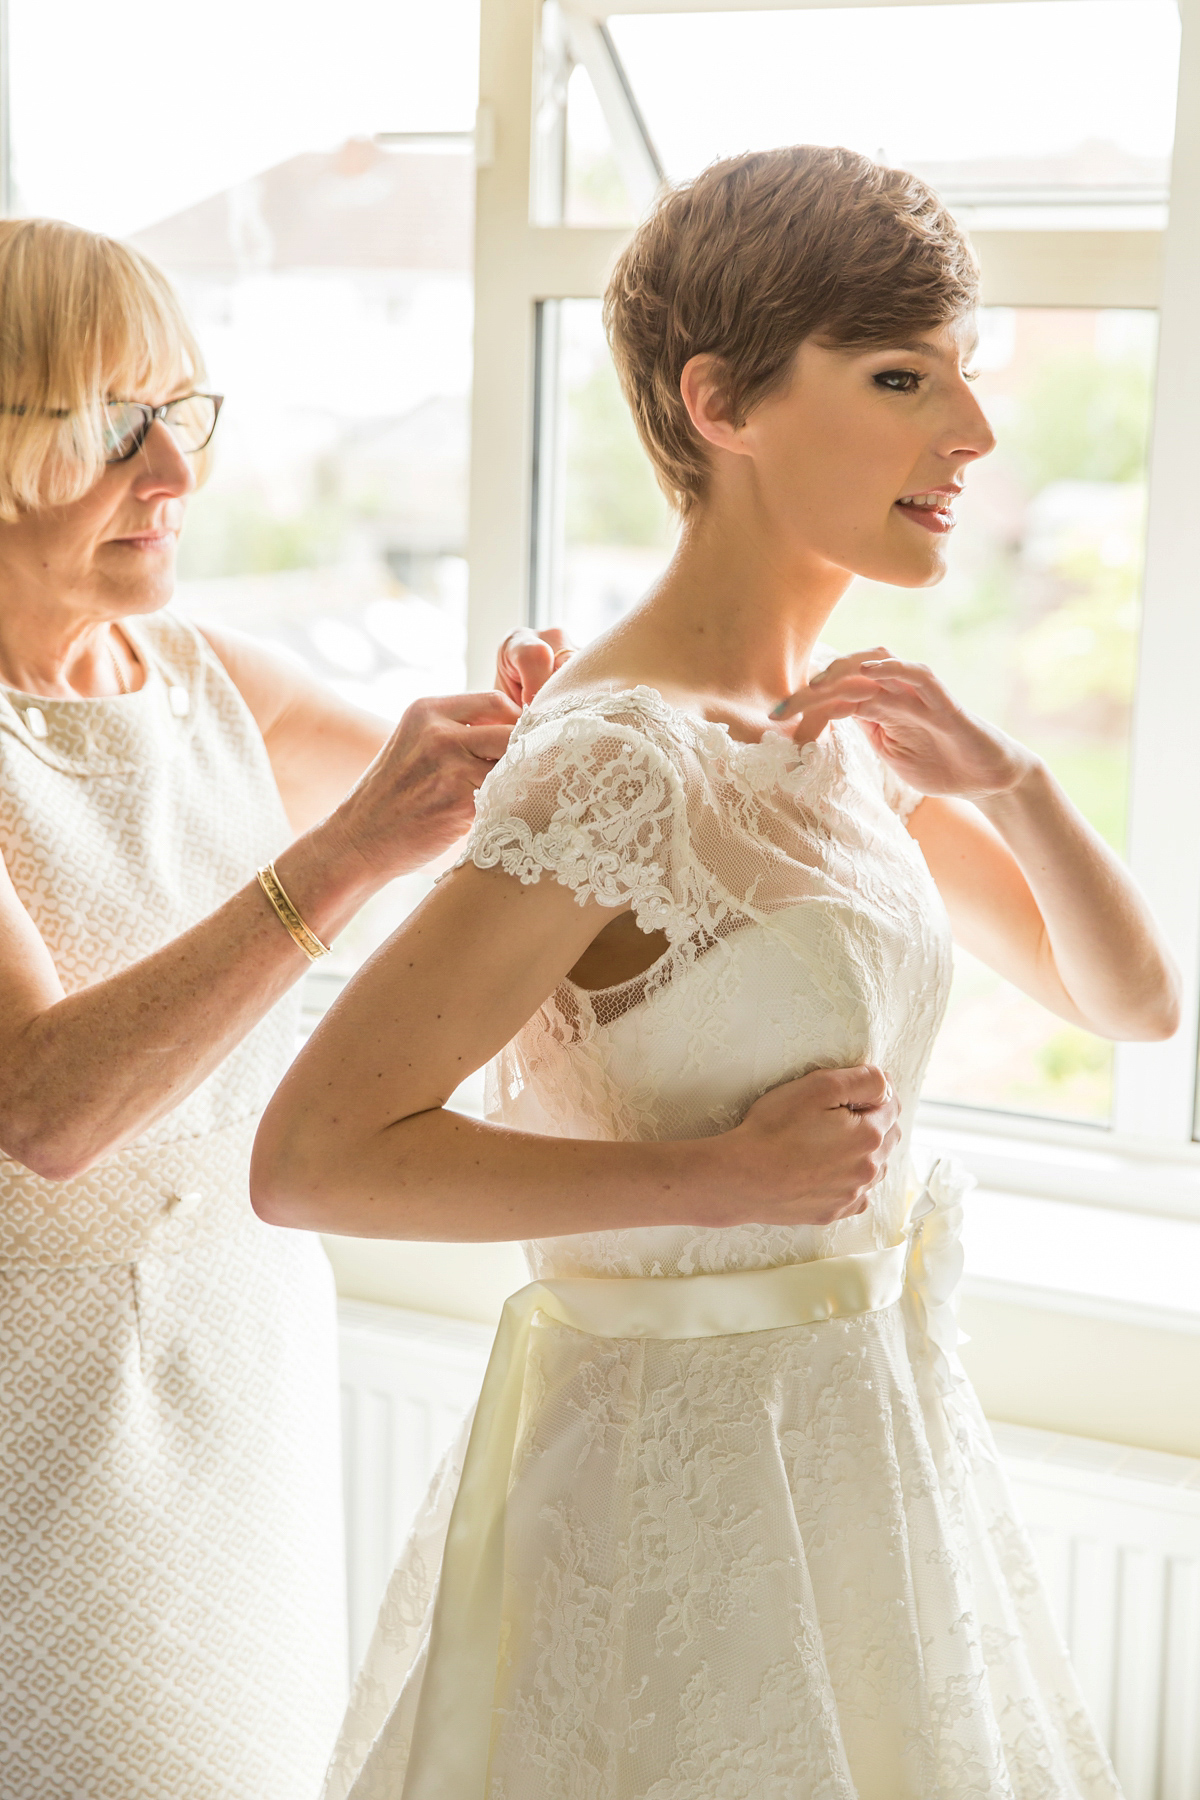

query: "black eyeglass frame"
xmin=103 ymin=392 xmax=225 ymax=463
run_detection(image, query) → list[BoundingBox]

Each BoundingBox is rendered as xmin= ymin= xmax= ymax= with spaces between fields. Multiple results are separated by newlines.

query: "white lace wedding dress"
xmin=325 ymin=685 xmax=1121 ymax=1800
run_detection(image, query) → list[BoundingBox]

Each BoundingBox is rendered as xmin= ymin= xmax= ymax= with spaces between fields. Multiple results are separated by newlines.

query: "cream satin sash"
xmin=401 ymin=1240 xmax=908 ymax=1799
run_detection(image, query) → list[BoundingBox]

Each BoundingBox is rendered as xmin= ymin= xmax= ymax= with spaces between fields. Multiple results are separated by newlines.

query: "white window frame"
xmin=0 ymin=0 xmax=11 ymax=217
xmin=466 ymin=0 xmax=1200 ymax=1219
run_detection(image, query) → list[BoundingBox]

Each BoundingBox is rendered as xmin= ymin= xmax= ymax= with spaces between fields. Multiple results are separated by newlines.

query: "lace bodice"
xmin=459 ymin=683 xmax=953 ymax=1280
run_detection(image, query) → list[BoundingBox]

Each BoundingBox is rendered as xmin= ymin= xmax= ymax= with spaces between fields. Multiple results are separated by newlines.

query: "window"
xmin=469 ymin=0 xmax=1200 ymax=1174
xmin=7 ymin=0 xmax=480 ymax=1021
xmin=834 ymin=306 xmax=1154 ymax=1124
xmin=566 ymin=2 xmax=1178 ymax=233
xmin=8 ymin=0 xmax=1200 ymax=1173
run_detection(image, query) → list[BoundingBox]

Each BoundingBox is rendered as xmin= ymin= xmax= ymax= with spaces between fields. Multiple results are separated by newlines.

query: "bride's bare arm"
xmin=250 ymin=862 xmax=900 ymax=1240
xmin=775 ymin=649 xmax=1180 ymax=1041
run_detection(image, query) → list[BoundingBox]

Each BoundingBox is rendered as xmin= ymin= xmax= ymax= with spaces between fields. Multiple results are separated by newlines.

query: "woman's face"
xmin=707 ymin=316 xmax=995 ymax=588
xmin=0 ymin=396 xmax=195 ymax=620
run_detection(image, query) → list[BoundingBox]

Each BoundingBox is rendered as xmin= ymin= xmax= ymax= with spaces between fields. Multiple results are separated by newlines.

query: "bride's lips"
xmin=893 ymin=488 xmax=960 ymax=536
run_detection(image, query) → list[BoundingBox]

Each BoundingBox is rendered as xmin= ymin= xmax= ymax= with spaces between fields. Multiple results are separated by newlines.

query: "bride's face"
xmin=695 ymin=315 xmax=995 ymax=588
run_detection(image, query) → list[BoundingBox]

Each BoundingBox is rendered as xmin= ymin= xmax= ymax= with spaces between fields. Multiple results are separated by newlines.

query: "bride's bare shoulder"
xmin=525 ymin=637 xmax=696 ymax=719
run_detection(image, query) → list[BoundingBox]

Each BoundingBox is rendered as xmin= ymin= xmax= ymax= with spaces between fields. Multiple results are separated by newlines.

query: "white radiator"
xmin=337 ymin=1299 xmax=1200 ymax=1799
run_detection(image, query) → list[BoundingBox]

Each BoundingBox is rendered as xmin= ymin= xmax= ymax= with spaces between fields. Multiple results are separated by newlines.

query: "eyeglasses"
xmin=102 ymin=393 xmax=224 ymax=463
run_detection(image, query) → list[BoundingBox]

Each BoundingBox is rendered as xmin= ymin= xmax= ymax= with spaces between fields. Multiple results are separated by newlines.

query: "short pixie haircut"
xmin=0 ymin=217 xmax=206 ymax=522
xmin=604 ymin=145 xmax=979 ymax=514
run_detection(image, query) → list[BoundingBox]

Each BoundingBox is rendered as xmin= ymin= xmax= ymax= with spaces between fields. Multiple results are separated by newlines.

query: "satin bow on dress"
xmin=904 ymin=1156 xmax=993 ymax=1466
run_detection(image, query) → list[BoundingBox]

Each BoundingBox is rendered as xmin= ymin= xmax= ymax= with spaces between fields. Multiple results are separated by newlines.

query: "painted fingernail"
xmin=769 ymin=699 xmax=790 ymax=719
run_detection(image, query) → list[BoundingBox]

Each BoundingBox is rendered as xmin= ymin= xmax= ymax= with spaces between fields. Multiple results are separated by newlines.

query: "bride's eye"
xmin=873 ymin=368 xmax=924 ymax=394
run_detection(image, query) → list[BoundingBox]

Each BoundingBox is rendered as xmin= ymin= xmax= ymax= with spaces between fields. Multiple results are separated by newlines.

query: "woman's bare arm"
xmin=775 ymin=649 xmax=1179 ymax=1041
xmin=250 ymin=862 xmax=902 ymax=1241
xmin=0 ymin=692 xmax=517 ymax=1180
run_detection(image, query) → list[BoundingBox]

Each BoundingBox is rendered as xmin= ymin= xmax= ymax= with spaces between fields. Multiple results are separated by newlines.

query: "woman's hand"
xmin=495 ymin=628 xmax=575 ymax=706
xmin=771 ymin=646 xmax=1035 ymax=801
xmin=328 ymin=690 xmax=521 ymax=883
xmin=204 ymin=623 xmax=574 ymax=840
xmin=717 ymin=1065 xmax=901 ymax=1228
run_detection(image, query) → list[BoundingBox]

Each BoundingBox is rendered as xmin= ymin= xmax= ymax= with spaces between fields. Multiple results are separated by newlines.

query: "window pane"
xmin=535 ymin=300 xmax=676 ymax=642
xmin=572 ymin=1 xmax=1179 ymax=231
xmin=822 ymin=307 xmax=1152 ymax=1123
xmin=537 ymin=301 xmax=1152 ymax=1125
xmin=565 ymin=63 xmax=642 ymax=228
xmin=10 ymin=0 xmax=478 ymax=1016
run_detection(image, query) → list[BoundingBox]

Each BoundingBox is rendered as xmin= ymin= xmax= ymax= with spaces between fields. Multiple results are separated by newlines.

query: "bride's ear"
xmin=680 ymin=354 xmax=752 ymax=458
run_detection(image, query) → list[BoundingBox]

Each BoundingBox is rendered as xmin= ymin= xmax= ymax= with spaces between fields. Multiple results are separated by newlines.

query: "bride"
xmin=253 ymin=146 xmax=1177 ymax=1799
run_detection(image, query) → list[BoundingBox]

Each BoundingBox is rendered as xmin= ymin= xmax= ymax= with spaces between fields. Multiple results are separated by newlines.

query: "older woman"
xmin=0 ymin=218 xmax=564 ymax=1800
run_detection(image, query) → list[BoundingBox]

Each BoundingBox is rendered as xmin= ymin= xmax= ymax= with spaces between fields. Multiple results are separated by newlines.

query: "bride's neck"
xmin=620 ymin=500 xmax=852 ymax=715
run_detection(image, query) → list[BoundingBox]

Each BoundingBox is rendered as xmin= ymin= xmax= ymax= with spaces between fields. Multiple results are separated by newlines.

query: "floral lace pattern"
xmin=325 ymin=684 xmax=1121 ymax=1799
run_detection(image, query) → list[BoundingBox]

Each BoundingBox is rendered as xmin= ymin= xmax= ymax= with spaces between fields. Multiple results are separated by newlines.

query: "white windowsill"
xmin=915 ymin=1103 xmax=1200 ymax=1221
xmin=916 ymin=1105 xmax=1200 ymax=1334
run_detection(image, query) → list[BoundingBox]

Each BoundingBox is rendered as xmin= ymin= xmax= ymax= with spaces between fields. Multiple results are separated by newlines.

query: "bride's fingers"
xmin=814 ymin=673 xmax=938 ymax=716
xmin=771 ymin=648 xmax=898 ymax=719
xmin=859 ymin=662 xmax=945 ymax=701
xmin=771 ymin=677 xmax=882 ymax=722
xmin=777 ymin=676 xmax=930 ymax=731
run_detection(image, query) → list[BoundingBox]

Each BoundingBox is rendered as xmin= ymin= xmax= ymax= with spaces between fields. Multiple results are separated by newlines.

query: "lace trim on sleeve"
xmin=454 ymin=700 xmax=702 ymax=942
xmin=876 ymin=754 xmax=925 ymax=823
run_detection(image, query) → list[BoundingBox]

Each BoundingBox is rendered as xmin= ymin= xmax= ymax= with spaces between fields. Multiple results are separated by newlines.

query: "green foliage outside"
xmin=1017 ymin=555 xmax=1140 ymax=718
xmin=177 ymin=485 xmax=351 ymax=581
xmin=1012 ymin=353 xmax=1151 ymax=489
xmin=1039 ymin=1025 xmax=1112 ymax=1088
xmin=565 ymin=363 xmax=674 ymax=549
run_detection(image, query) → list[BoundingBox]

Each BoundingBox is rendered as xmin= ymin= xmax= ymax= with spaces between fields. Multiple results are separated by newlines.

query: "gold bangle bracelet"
xmin=255 ymin=863 xmax=331 ymax=962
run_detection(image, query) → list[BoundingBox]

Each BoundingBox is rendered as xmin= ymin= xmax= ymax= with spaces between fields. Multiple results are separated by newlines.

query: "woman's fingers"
xmin=460 ymin=725 xmax=516 ymax=769
xmin=495 ymin=631 xmax=553 ymax=705
xmin=494 ymin=628 xmax=578 ymax=705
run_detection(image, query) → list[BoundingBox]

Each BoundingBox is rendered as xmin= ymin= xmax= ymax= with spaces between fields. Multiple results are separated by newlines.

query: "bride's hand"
xmin=770 ymin=647 xmax=1036 ymax=801
xmin=724 ymin=1065 xmax=901 ymax=1227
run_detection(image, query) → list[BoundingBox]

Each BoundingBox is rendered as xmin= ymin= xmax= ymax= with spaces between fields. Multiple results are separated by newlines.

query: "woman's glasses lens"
xmin=102 ymin=394 xmax=222 ymax=463
xmin=163 ymin=394 xmax=219 ymax=452
xmin=101 ymin=403 xmax=149 ymax=462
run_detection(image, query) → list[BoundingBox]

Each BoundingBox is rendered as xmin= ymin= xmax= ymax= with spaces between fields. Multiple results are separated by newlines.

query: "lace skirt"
xmin=324 ymin=1294 xmax=1121 ymax=1800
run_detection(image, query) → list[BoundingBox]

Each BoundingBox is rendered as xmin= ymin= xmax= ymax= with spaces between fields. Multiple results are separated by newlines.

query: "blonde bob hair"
xmin=0 ymin=217 xmax=206 ymax=523
xmin=604 ymin=145 xmax=980 ymax=515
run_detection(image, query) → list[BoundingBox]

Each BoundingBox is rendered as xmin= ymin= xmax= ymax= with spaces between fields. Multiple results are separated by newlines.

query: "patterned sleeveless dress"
xmin=0 ymin=610 xmax=346 ymax=1800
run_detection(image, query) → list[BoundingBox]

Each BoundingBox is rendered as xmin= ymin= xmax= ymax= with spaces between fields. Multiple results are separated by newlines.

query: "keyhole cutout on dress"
xmin=568 ymin=910 xmax=670 ymax=992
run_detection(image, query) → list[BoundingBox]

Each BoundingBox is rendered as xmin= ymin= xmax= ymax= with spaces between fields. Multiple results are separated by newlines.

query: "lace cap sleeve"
xmin=455 ymin=695 xmax=697 ymax=940
xmin=876 ymin=753 xmax=925 ymax=823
